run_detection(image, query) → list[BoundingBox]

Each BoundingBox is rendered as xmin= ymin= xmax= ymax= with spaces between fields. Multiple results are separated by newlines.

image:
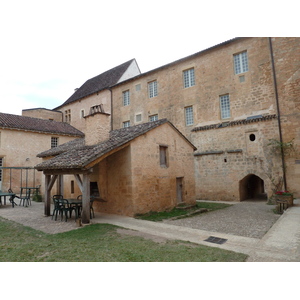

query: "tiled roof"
xmin=55 ymin=59 xmax=136 ymax=109
xmin=192 ymin=114 xmax=277 ymax=132
xmin=35 ymin=119 xmax=196 ymax=171
xmin=0 ymin=112 xmax=84 ymax=137
xmin=37 ymin=138 xmax=85 ymax=157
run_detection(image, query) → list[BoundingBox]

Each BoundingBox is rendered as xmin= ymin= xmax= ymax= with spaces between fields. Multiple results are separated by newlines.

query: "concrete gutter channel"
xmin=1 ymin=199 xmax=300 ymax=262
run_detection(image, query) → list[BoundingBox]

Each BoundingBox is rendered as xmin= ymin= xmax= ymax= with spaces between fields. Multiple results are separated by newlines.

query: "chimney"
xmin=84 ymin=111 xmax=111 ymax=146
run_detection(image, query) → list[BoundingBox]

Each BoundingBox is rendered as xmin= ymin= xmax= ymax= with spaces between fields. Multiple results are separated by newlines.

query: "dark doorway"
xmin=239 ymin=174 xmax=267 ymax=201
xmin=176 ymin=177 xmax=183 ymax=204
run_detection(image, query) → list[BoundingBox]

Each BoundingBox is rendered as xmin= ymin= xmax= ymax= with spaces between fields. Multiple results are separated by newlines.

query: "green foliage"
xmin=0 ymin=217 xmax=247 ymax=262
xmin=268 ymin=138 xmax=296 ymax=157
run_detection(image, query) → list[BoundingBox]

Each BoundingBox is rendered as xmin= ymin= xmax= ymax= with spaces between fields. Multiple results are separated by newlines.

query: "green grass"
xmin=0 ymin=217 xmax=247 ymax=262
xmin=135 ymin=201 xmax=232 ymax=221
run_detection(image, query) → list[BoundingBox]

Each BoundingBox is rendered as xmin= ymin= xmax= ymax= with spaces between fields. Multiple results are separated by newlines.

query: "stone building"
xmin=0 ymin=112 xmax=84 ymax=193
xmin=36 ymin=119 xmax=196 ymax=222
xmin=109 ymin=37 xmax=300 ymax=200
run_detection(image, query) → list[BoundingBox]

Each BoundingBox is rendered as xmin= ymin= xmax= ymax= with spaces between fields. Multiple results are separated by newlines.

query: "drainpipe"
xmin=268 ymin=37 xmax=287 ymax=190
xmin=108 ymin=88 xmax=113 ymax=131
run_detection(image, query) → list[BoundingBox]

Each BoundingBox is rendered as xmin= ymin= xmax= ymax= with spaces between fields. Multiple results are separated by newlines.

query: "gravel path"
xmin=163 ymin=201 xmax=280 ymax=239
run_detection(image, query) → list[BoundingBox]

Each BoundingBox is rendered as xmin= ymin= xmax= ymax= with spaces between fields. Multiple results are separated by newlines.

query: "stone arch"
xmin=239 ymin=174 xmax=267 ymax=201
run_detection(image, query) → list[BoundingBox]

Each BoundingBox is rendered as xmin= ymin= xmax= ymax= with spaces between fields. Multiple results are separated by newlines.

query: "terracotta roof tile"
xmin=36 ymin=119 xmax=195 ymax=171
xmin=0 ymin=112 xmax=84 ymax=137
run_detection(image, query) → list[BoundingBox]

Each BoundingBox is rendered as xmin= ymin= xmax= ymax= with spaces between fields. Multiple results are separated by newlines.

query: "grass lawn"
xmin=135 ymin=201 xmax=232 ymax=221
xmin=0 ymin=216 xmax=247 ymax=262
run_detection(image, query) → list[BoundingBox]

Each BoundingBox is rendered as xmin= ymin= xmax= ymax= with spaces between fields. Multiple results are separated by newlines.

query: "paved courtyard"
xmin=0 ymin=199 xmax=279 ymax=238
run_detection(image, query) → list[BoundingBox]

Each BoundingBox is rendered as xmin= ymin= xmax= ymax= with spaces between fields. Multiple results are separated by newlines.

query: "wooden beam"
xmin=44 ymin=175 xmax=51 ymax=216
xmin=81 ymin=173 xmax=90 ymax=224
xmin=74 ymin=174 xmax=83 ymax=193
xmin=85 ymin=143 xmax=130 ymax=169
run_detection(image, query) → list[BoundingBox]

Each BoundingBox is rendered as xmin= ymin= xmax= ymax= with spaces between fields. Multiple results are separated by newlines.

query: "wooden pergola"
xmin=43 ymin=168 xmax=92 ymax=224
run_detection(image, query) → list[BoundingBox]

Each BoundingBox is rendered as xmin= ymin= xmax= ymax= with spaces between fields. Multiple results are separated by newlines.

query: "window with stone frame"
xmin=123 ymin=90 xmax=130 ymax=106
xmin=220 ymin=94 xmax=231 ymax=119
xmin=185 ymin=106 xmax=194 ymax=126
xmin=123 ymin=120 xmax=130 ymax=128
xmin=159 ymin=145 xmax=168 ymax=167
xmin=51 ymin=137 xmax=59 ymax=148
xmin=149 ymin=114 xmax=158 ymax=122
xmin=233 ymin=51 xmax=249 ymax=74
xmin=148 ymin=81 xmax=158 ymax=98
xmin=183 ymin=68 xmax=195 ymax=88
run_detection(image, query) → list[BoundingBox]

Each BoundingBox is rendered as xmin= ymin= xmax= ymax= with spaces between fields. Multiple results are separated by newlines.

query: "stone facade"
xmin=48 ymin=37 xmax=300 ymax=202
xmin=110 ymin=37 xmax=300 ymax=200
xmin=0 ymin=128 xmax=80 ymax=193
xmin=90 ymin=123 xmax=196 ymax=216
xmin=22 ymin=108 xmax=63 ymax=122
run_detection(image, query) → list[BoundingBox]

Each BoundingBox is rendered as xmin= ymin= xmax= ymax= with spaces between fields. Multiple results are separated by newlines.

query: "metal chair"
xmin=59 ymin=199 xmax=76 ymax=222
xmin=52 ymin=195 xmax=63 ymax=220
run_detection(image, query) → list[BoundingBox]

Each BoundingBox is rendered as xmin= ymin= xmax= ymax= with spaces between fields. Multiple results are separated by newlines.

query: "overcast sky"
xmin=0 ymin=0 xmax=297 ymax=116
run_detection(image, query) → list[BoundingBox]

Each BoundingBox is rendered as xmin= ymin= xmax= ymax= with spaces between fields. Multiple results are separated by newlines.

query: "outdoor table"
xmin=0 ymin=192 xmax=17 ymax=208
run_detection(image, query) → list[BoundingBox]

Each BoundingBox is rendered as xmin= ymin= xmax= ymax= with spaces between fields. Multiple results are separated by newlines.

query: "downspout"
xmin=108 ymin=88 xmax=113 ymax=131
xmin=268 ymin=37 xmax=287 ymax=190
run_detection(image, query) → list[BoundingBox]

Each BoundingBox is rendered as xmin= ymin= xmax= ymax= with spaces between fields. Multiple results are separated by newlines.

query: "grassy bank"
xmin=0 ymin=217 xmax=247 ymax=262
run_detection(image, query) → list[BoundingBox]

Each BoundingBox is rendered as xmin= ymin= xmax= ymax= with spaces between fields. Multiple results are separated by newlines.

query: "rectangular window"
xmin=220 ymin=94 xmax=231 ymax=119
xmin=51 ymin=137 xmax=58 ymax=148
xmin=136 ymin=114 xmax=142 ymax=122
xmin=123 ymin=121 xmax=130 ymax=128
xmin=148 ymin=81 xmax=158 ymax=98
xmin=80 ymin=109 xmax=85 ymax=118
xmin=159 ymin=146 xmax=168 ymax=167
xmin=65 ymin=109 xmax=71 ymax=123
xmin=185 ymin=106 xmax=194 ymax=126
xmin=149 ymin=114 xmax=158 ymax=122
xmin=135 ymin=84 xmax=141 ymax=91
xmin=71 ymin=180 xmax=75 ymax=194
xmin=183 ymin=68 xmax=195 ymax=88
xmin=234 ymin=51 xmax=248 ymax=74
xmin=123 ymin=90 xmax=130 ymax=106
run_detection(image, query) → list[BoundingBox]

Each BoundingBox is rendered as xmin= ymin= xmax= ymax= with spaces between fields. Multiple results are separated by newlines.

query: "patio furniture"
xmin=76 ymin=195 xmax=95 ymax=219
xmin=0 ymin=190 xmax=17 ymax=208
xmin=52 ymin=195 xmax=64 ymax=220
xmin=18 ymin=188 xmax=32 ymax=207
xmin=59 ymin=199 xmax=76 ymax=222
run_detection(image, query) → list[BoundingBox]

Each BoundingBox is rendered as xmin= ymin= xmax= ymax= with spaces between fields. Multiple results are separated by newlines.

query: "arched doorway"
xmin=239 ymin=174 xmax=267 ymax=201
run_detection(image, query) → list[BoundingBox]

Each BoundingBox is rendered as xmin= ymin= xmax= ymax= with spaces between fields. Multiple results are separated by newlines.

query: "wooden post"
xmin=44 ymin=174 xmax=58 ymax=216
xmin=44 ymin=175 xmax=51 ymax=216
xmin=81 ymin=173 xmax=90 ymax=224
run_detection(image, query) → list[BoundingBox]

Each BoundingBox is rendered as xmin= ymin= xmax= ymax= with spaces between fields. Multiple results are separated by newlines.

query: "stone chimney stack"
xmin=84 ymin=105 xmax=111 ymax=146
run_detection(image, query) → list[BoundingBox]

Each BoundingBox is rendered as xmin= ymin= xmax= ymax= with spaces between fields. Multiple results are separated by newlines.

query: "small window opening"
xmin=249 ymin=134 xmax=256 ymax=141
xmin=159 ymin=146 xmax=168 ymax=167
xmin=71 ymin=180 xmax=75 ymax=194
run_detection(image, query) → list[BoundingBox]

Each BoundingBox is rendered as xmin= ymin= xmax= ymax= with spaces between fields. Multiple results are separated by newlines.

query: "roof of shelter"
xmin=0 ymin=112 xmax=84 ymax=137
xmin=35 ymin=119 xmax=196 ymax=171
xmin=55 ymin=59 xmax=136 ymax=109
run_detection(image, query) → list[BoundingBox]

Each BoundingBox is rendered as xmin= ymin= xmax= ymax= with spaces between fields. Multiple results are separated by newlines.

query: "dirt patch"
xmin=116 ymin=228 xmax=169 ymax=244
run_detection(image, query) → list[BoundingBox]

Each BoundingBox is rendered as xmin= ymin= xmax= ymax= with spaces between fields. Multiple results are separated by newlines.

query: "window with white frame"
xmin=185 ymin=106 xmax=194 ymax=126
xmin=51 ymin=137 xmax=59 ymax=148
xmin=220 ymin=94 xmax=231 ymax=119
xmin=123 ymin=121 xmax=130 ymax=128
xmin=149 ymin=114 xmax=158 ymax=122
xmin=234 ymin=51 xmax=248 ymax=74
xmin=123 ymin=90 xmax=130 ymax=106
xmin=148 ymin=81 xmax=158 ymax=98
xmin=183 ymin=68 xmax=195 ymax=88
